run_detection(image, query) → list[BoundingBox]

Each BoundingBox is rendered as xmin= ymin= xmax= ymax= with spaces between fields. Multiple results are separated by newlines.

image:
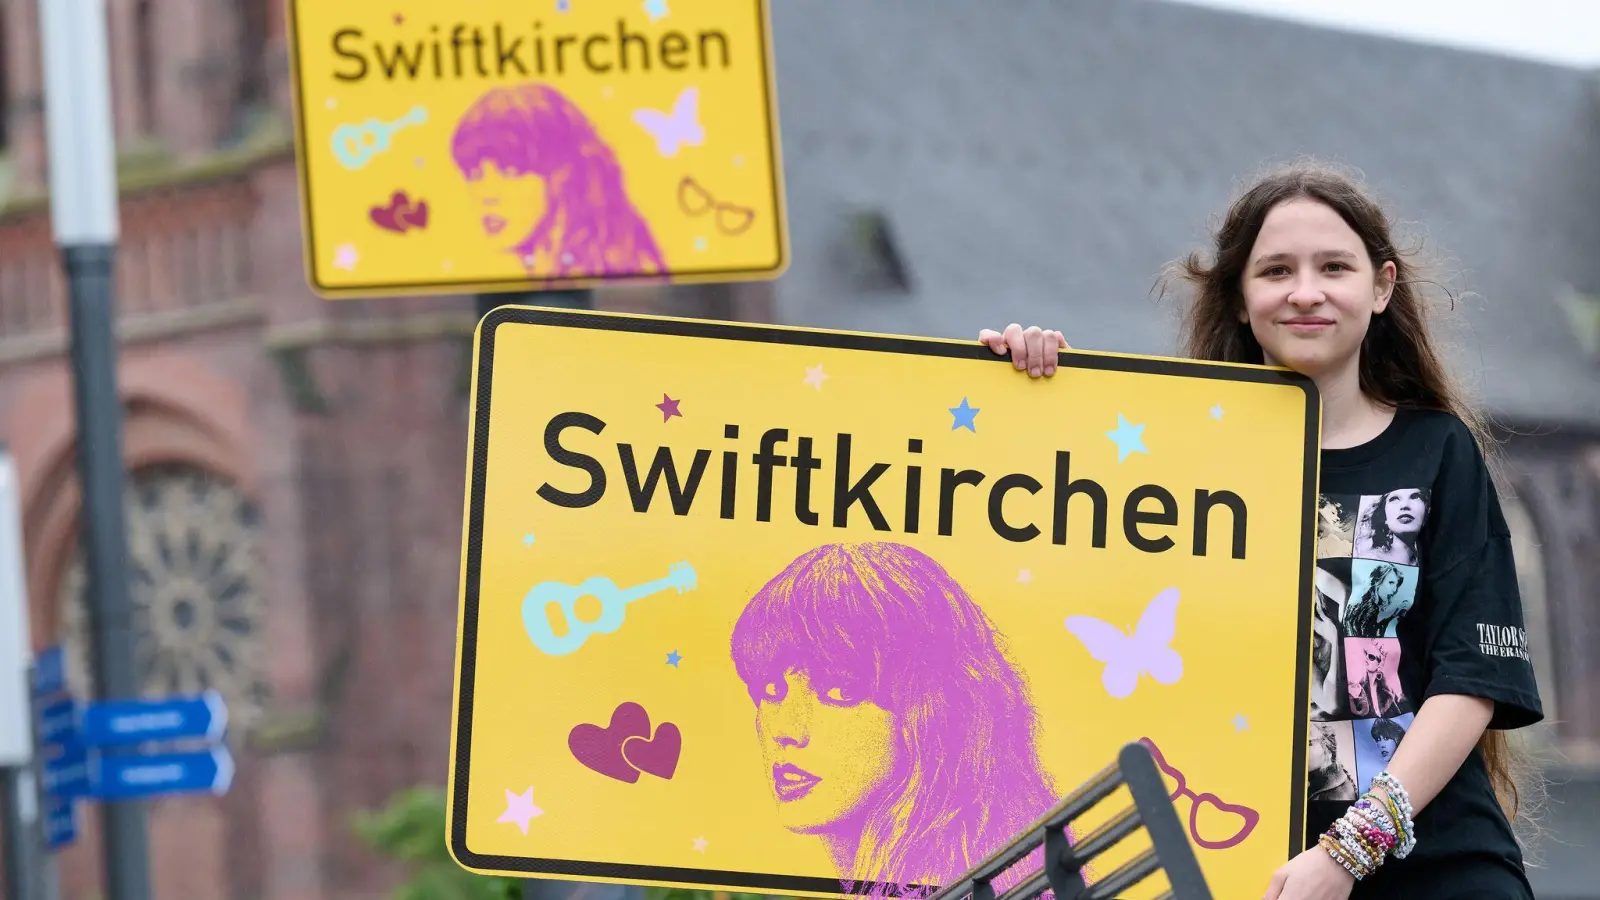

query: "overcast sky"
xmin=1161 ymin=0 xmax=1600 ymax=67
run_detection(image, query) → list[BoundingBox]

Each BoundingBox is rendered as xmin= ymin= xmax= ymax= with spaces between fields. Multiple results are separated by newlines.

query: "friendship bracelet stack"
xmin=1318 ymin=771 xmax=1416 ymax=880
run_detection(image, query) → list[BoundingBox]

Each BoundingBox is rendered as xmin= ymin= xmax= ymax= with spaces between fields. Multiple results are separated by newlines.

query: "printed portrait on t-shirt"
xmin=1345 ymin=637 xmax=1409 ymax=719
xmin=1310 ymin=564 xmax=1350 ymax=721
xmin=1354 ymin=489 xmax=1430 ymax=565
xmin=1352 ymin=713 xmax=1414 ymax=794
xmin=1342 ymin=559 xmax=1419 ymax=639
xmin=1317 ymin=495 xmax=1357 ymax=559
xmin=1307 ymin=720 xmax=1359 ymax=803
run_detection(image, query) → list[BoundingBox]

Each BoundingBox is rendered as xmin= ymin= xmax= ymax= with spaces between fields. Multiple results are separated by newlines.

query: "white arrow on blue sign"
xmin=77 ymin=690 xmax=228 ymax=747
xmin=94 ymin=746 xmax=234 ymax=801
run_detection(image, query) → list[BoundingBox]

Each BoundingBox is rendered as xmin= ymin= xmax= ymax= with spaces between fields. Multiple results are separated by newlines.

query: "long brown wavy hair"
xmin=1157 ymin=158 xmax=1537 ymax=827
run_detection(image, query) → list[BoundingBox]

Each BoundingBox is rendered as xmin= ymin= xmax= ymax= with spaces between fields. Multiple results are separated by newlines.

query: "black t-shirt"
xmin=1304 ymin=407 xmax=1544 ymax=899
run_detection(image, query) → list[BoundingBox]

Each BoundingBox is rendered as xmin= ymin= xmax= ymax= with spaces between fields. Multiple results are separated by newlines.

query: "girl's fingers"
xmin=1004 ymin=323 xmax=1028 ymax=370
xmin=978 ymin=324 xmax=1070 ymax=377
xmin=1024 ymin=326 xmax=1049 ymax=376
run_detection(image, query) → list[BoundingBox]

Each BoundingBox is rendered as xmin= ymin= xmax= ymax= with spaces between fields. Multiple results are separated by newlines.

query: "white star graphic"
xmin=497 ymin=787 xmax=544 ymax=835
xmin=803 ymin=364 xmax=830 ymax=391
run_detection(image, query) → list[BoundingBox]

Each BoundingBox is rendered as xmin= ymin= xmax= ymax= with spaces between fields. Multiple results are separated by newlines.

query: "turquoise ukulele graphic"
xmin=521 ymin=562 xmax=698 ymax=657
xmin=331 ymin=105 xmax=428 ymax=170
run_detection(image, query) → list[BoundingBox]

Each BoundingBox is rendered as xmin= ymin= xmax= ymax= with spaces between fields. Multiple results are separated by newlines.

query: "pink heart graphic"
xmin=622 ymin=723 xmax=682 ymax=780
xmin=369 ymin=190 xmax=428 ymax=234
xmin=396 ymin=198 xmax=428 ymax=230
xmin=568 ymin=702 xmax=652 ymax=784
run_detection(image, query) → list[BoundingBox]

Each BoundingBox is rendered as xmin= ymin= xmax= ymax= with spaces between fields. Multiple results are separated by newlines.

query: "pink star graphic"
xmin=497 ymin=787 xmax=543 ymax=835
xmin=656 ymin=394 xmax=683 ymax=422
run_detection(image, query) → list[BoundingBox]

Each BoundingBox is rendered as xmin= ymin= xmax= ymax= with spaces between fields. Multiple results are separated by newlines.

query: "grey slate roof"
xmin=765 ymin=0 xmax=1600 ymax=428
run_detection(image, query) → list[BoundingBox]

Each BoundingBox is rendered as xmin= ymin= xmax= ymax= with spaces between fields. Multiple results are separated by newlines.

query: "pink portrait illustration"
xmin=729 ymin=542 xmax=1065 ymax=896
xmin=451 ymin=83 xmax=666 ymax=279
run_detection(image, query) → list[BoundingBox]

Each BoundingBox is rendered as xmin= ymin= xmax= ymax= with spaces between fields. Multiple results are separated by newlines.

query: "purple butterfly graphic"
xmin=632 ymin=87 xmax=704 ymax=158
xmin=1064 ymin=587 xmax=1184 ymax=699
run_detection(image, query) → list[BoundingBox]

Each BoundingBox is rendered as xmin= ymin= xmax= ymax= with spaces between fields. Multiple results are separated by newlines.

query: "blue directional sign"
xmin=36 ymin=696 xmax=78 ymax=746
xmin=78 ymin=690 xmax=227 ymax=747
xmin=94 ymin=746 xmax=233 ymax=801
xmin=42 ymin=743 xmax=90 ymax=799
xmin=44 ymin=797 xmax=77 ymax=851
xmin=31 ymin=644 xmax=65 ymax=698
xmin=31 ymin=682 xmax=235 ymax=808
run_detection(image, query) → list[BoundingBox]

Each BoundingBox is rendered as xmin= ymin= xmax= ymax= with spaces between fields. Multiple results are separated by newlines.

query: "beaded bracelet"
xmin=1371 ymin=771 xmax=1417 ymax=859
xmin=1318 ymin=771 xmax=1417 ymax=879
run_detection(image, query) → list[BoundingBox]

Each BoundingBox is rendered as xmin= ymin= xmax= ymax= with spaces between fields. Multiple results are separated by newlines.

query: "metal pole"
xmin=37 ymin=2 xmax=152 ymax=899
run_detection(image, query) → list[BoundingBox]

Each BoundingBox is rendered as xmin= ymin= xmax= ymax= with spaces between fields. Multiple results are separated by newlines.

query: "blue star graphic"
xmin=643 ymin=0 xmax=668 ymax=20
xmin=1210 ymin=403 xmax=1225 ymax=420
xmin=522 ymin=533 xmax=536 ymax=546
xmin=949 ymin=398 xmax=980 ymax=432
xmin=1105 ymin=414 xmax=1148 ymax=462
xmin=1233 ymin=713 xmax=1249 ymax=732
xmin=666 ymin=650 xmax=682 ymax=667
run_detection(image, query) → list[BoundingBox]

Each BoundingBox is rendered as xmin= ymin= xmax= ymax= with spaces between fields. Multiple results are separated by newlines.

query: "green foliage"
xmin=352 ymin=785 xmax=520 ymax=900
xmin=353 ymin=786 xmax=773 ymax=900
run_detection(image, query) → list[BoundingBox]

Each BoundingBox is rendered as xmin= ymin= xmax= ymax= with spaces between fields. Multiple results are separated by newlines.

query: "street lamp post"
xmin=37 ymin=1 xmax=153 ymax=899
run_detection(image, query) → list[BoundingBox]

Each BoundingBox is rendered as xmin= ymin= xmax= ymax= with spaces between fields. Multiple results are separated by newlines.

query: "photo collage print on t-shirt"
xmin=1307 ymin=489 xmax=1429 ymax=803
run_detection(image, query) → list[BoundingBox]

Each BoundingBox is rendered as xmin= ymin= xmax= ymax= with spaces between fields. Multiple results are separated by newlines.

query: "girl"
xmin=728 ymin=541 xmax=1064 ymax=897
xmin=978 ymin=161 xmax=1544 ymax=899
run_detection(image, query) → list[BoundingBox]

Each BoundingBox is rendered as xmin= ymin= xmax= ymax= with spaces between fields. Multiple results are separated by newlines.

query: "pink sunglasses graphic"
xmin=1137 ymin=737 xmax=1262 ymax=851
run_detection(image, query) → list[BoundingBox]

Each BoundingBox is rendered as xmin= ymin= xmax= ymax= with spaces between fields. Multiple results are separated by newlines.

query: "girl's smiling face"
xmin=1239 ymin=198 xmax=1395 ymax=380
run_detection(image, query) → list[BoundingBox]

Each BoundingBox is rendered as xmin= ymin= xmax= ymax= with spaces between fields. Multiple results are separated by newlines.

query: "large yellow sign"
xmin=447 ymin=309 xmax=1318 ymax=899
xmin=285 ymin=0 xmax=787 ymax=298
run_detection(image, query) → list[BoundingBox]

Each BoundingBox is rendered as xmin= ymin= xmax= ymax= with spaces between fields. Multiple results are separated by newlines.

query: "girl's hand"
xmin=976 ymin=324 xmax=1070 ymax=377
xmin=1262 ymin=847 xmax=1356 ymax=900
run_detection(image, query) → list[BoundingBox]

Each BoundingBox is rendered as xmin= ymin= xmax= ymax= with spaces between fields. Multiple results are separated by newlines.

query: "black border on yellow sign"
xmin=283 ymin=0 xmax=790 ymax=300
xmin=447 ymin=306 xmax=1318 ymax=894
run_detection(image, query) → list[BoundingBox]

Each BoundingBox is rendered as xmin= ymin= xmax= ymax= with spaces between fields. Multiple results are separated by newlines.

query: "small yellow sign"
xmin=448 ymin=309 xmax=1318 ymax=899
xmin=284 ymin=0 xmax=787 ymax=298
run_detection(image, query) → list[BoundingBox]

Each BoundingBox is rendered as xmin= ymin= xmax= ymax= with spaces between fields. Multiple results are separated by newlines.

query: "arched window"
xmin=1502 ymin=490 xmax=1560 ymax=744
xmin=57 ymin=464 xmax=271 ymax=730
